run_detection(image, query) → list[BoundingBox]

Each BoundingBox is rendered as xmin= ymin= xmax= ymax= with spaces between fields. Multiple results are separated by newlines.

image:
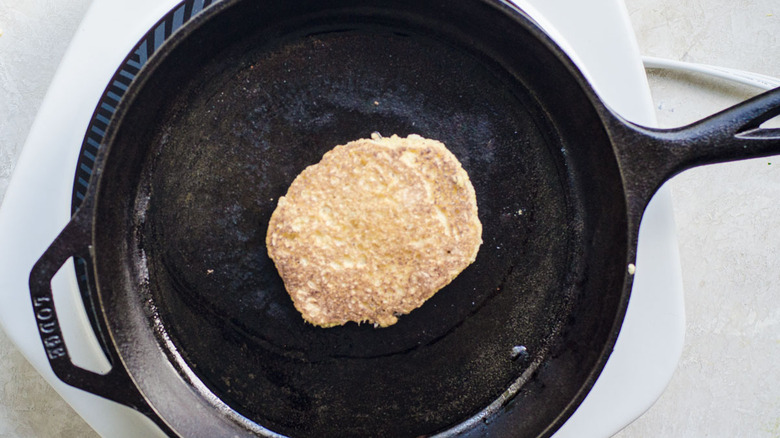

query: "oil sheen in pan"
xmin=134 ymin=25 xmax=579 ymax=438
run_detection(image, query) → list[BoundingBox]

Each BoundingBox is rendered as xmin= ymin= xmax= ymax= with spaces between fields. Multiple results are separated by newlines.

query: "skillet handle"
xmin=612 ymin=86 xmax=780 ymax=215
xmin=28 ymin=214 xmax=159 ymax=418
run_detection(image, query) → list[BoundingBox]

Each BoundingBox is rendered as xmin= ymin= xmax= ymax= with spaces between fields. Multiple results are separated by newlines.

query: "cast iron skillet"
xmin=29 ymin=0 xmax=780 ymax=437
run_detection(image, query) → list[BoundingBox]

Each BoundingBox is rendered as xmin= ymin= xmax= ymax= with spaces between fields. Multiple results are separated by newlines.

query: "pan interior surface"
xmin=148 ymin=31 xmax=569 ymax=437
xmin=95 ymin=1 xmax=629 ymax=437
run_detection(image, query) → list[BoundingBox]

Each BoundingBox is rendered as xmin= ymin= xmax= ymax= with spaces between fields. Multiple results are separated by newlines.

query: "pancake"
xmin=266 ymin=133 xmax=482 ymax=327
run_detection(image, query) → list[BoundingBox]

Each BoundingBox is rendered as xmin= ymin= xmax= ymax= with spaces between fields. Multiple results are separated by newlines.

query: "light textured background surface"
xmin=0 ymin=0 xmax=778 ymax=436
xmin=617 ymin=0 xmax=780 ymax=436
xmin=0 ymin=1 xmax=98 ymax=436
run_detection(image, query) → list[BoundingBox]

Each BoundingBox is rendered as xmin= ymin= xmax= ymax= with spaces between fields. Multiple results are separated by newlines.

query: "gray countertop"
xmin=1 ymin=0 xmax=778 ymax=436
xmin=618 ymin=0 xmax=779 ymax=436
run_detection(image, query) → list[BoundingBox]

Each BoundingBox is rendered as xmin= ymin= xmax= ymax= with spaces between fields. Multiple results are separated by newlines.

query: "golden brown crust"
xmin=266 ymin=134 xmax=482 ymax=327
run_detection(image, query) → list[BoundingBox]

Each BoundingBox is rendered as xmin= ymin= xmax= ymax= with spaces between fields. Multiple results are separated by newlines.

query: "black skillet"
xmin=29 ymin=0 xmax=780 ymax=437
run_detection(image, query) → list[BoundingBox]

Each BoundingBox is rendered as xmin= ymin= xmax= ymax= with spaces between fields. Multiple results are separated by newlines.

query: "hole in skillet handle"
xmin=606 ymin=86 xmax=780 ymax=219
xmin=28 ymin=201 xmax=175 ymax=436
xmin=49 ymin=256 xmax=112 ymax=374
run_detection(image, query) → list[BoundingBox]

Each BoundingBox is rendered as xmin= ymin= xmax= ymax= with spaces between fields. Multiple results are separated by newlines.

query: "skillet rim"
xmin=83 ymin=0 xmax=637 ymax=436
